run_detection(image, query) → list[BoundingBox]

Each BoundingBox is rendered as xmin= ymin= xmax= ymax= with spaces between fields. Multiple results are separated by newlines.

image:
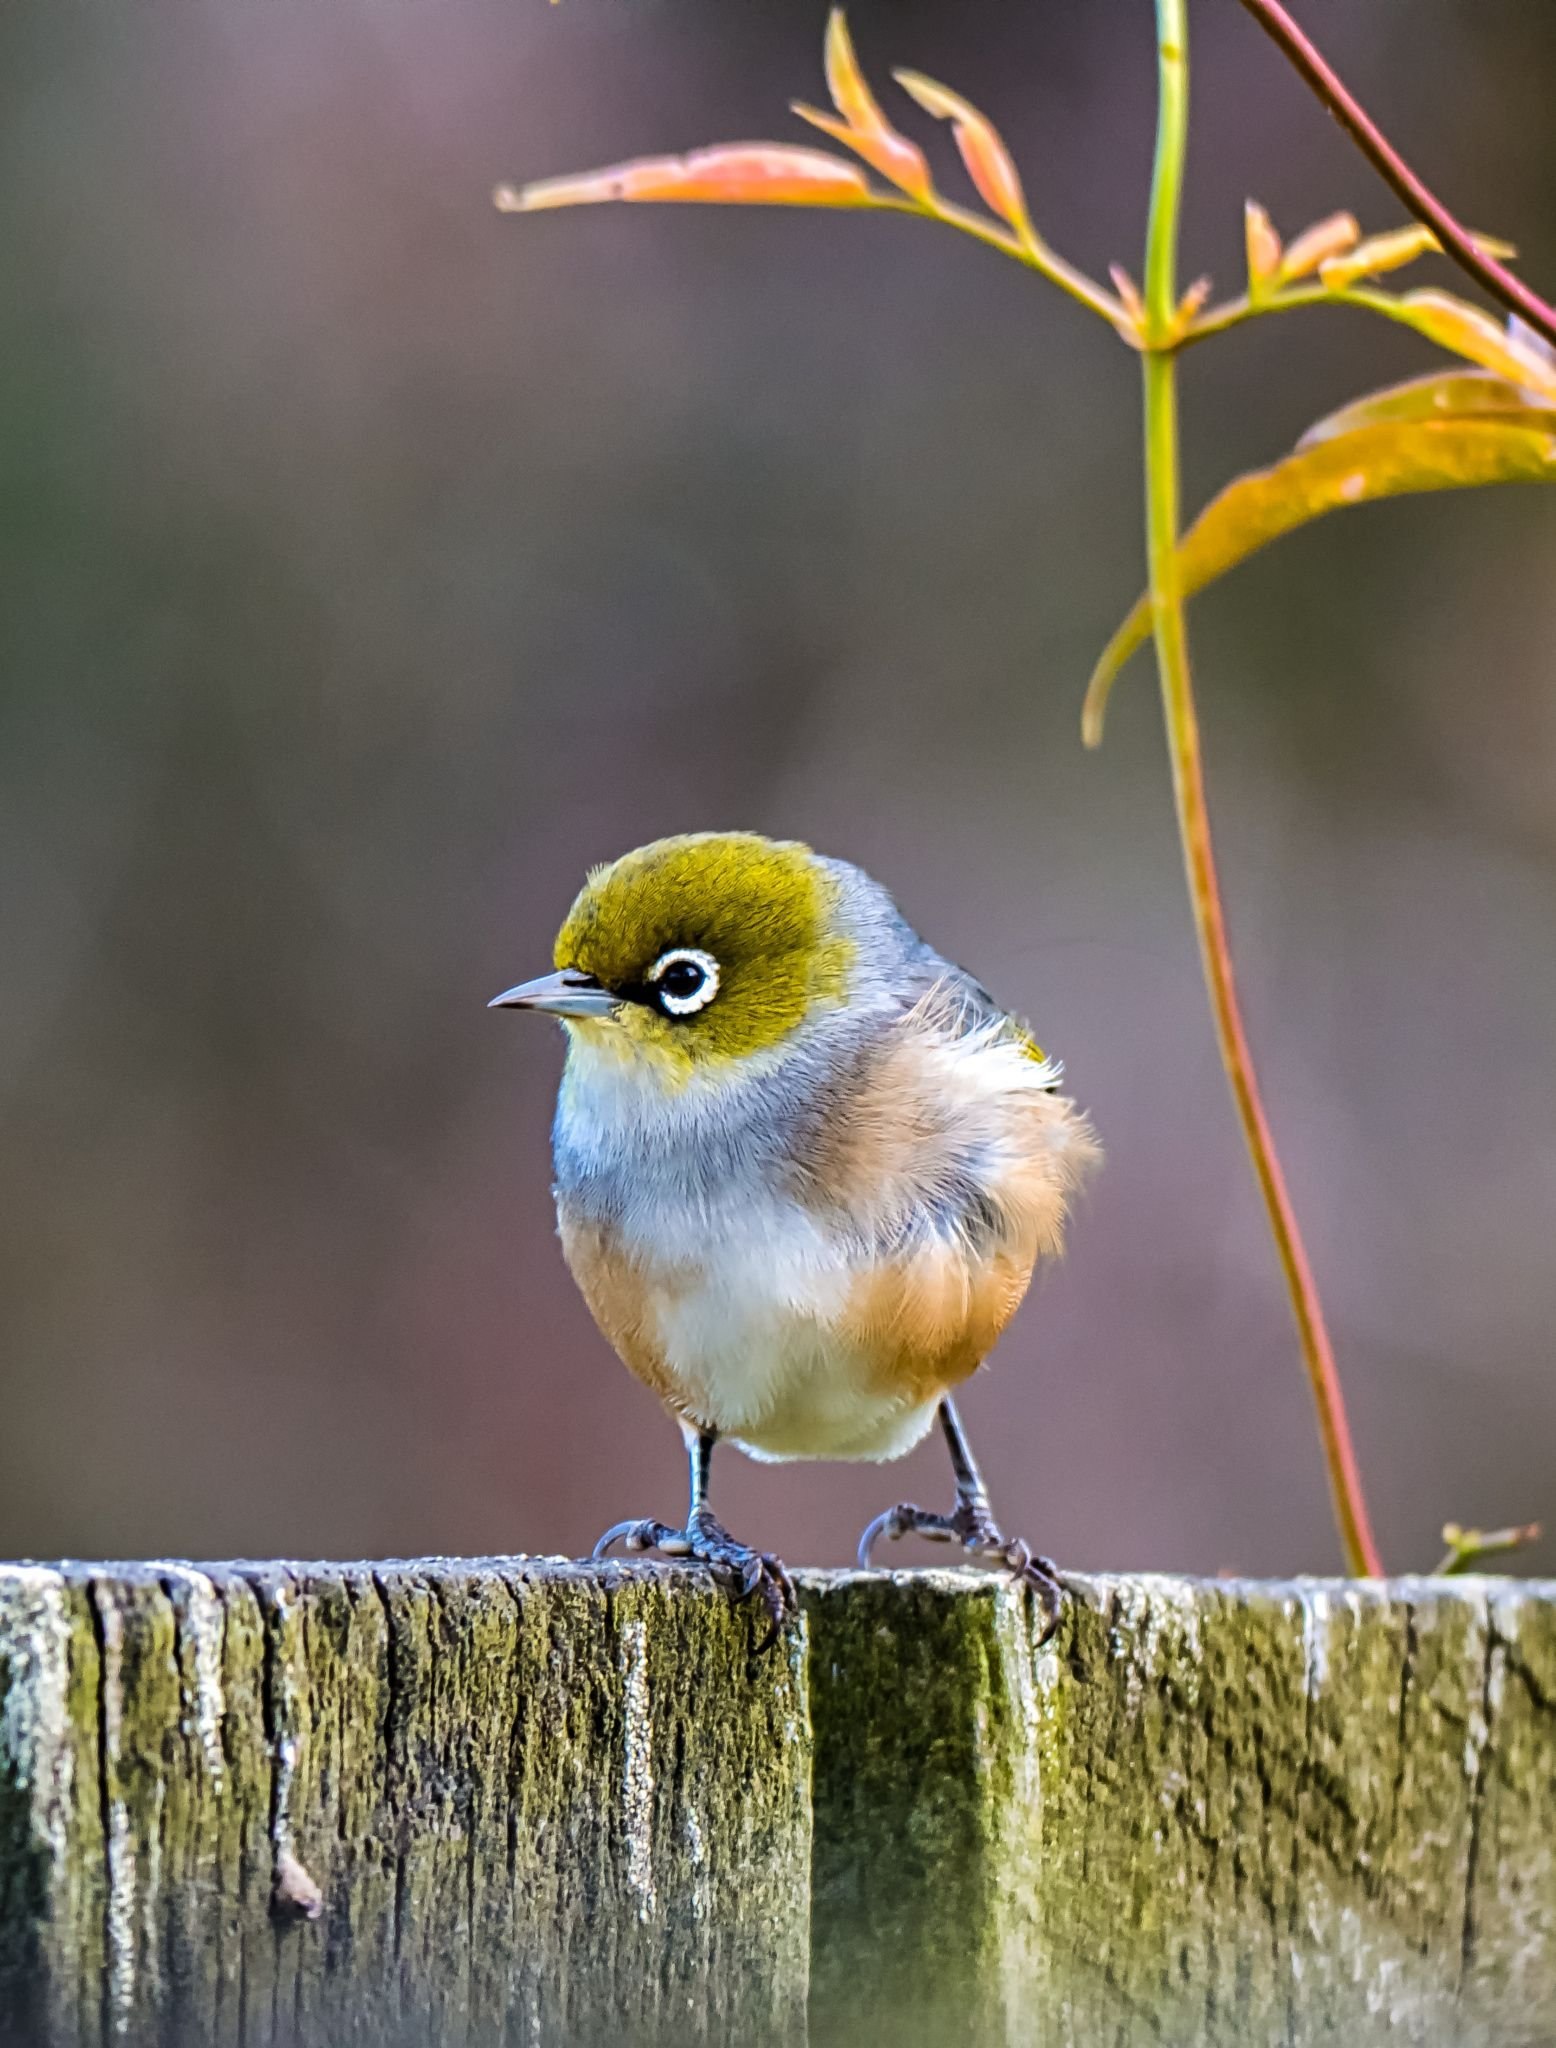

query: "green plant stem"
xmin=1185 ymin=281 xmax=1475 ymax=351
xmin=1184 ymin=281 xmax=1353 ymax=346
xmin=1436 ymin=1521 xmax=1542 ymax=1576
xmin=1142 ymin=0 xmax=1382 ymax=1576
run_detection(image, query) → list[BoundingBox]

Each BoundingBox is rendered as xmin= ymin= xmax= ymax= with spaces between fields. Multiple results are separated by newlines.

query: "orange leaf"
xmin=794 ymin=10 xmax=932 ymax=204
xmin=1278 ymin=210 xmax=1359 ymax=282
xmin=892 ymin=70 xmax=1034 ymax=242
xmin=1245 ymin=201 xmax=1282 ymax=292
xmin=790 ymin=103 xmax=932 ymax=204
xmin=1082 ymin=417 xmax=1556 ymax=744
xmin=497 ymin=144 xmax=879 ymax=214
xmin=1298 ymin=369 xmax=1556 ymax=447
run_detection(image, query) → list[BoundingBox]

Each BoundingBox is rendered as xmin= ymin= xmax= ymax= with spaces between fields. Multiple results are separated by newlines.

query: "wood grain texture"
xmin=2 ymin=1561 xmax=1553 ymax=2047
xmin=0 ymin=1559 xmax=810 ymax=2048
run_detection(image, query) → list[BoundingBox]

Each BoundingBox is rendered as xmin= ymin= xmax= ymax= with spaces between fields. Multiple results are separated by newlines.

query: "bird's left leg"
xmin=593 ymin=1425 xmax=796 ymax=1651
xmin=856 ymin=1396 xmax=1066 ymax=1643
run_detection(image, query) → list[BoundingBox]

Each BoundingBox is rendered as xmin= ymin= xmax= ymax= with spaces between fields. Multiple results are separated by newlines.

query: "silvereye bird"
xmin=491 ymin=832 xmax=1099 ymax=1645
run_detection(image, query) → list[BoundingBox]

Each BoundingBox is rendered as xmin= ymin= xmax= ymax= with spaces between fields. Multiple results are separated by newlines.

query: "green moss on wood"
xmin=0 ymin=1559 xmax=811 ymax=2047
xmin=806 ymin=1569 xmax=1556 ymax=2048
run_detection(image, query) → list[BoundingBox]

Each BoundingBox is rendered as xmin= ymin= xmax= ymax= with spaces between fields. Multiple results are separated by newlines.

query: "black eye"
xmin=659 ymin=960 xmax=704 ymax=1001
xmin=646 ymin=946 xmax=720 ymax=1017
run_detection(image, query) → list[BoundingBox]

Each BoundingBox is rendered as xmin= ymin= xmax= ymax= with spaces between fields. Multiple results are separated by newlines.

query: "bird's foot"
xmin=856 ymin=1496 xmax=1066 ymax=1645
xmin=593 ymin=1510 xmax=796 ymax=1653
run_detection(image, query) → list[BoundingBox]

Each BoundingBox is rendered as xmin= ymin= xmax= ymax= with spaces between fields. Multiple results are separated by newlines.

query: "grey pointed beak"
xmin=488 ymin=970 xmax=619 ymax=1019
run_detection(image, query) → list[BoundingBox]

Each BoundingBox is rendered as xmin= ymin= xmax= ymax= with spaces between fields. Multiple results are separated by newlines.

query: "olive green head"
xmin=494 ymin=833 xmax=857 ymax=1077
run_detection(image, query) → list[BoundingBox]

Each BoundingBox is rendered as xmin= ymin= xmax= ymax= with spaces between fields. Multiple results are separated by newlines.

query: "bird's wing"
xmin=803 ymin=965 xmax=1093 ymax=1269
xmin=902 ymin=944 xmax=1063 ymax=1087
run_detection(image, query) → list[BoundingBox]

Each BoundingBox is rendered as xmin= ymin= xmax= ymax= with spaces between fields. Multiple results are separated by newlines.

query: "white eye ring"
xmin=645 ymin=946 xmax=720 ymax=1017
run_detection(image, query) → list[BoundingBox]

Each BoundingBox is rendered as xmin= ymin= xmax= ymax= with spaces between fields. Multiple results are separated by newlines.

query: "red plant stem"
xmin=1235 ymin=0 xmax=1556 ymax=353
xmin=1150 ymin=0 xmax=1383 ymax=1577
xmin=1144 ymin=365 xmax=1385 ymax=1580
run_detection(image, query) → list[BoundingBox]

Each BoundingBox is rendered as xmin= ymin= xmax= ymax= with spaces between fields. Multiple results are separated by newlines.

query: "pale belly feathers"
xmin=560 ymin=1189 xmax=944 ymax=1460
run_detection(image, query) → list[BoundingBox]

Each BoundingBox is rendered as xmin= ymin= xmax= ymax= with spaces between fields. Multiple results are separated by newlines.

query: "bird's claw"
xmin=593 ymin=1513 xmax=796 ymax=1653
xmin=856 ymin=1498 xmax=1066 ymax=1646
xmin=593 ymin=1517 xmax=687 ymax=1558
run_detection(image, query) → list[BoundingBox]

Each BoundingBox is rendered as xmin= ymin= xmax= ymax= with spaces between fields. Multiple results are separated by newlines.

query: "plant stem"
xmin=1142 ymin=0 xmax=1383 ymax=1575
xmin=1234 ymin=0 xmax=1556 ymax=352
xmin=1182 ymin=281 xmax=1371 ymax=348
xmin=890 ymin=195 xmax=1133 ymax=332
xmin=1436 ymin=1521 xmax=1543 ymax=1577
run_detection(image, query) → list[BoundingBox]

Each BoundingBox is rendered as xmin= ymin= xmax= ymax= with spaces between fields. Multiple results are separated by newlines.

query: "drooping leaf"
xmin=790 ymin=11 xmax=932 ymax=203
xmin=1082 ymin=417 xmax=1556 ymax=745
xmin=496 ymin=144 xmax=880 ymax=214
xmin=892 ymin=70 xmax=1034 ymax=242
xmin=1277 ymin=211 xmax=1359 ymax=282
xmin=1299 ymin=369 xmax=1556 ymax=447
xmin=1318 ymin=224 xmax=1516 ymax=291
xmin=1245 ymin=201 xmax=1282 ymax=295
xmin=1382 ymin=289 xmax=1556 ymax=399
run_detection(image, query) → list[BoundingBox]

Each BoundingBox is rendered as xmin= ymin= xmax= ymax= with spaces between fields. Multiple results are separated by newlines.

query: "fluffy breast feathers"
xmin=556 ymin=984 xmax=1099 ymax=1460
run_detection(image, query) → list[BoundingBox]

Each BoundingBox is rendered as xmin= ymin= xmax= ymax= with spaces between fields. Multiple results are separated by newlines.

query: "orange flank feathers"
xmin=557 ymin=1217 xmax=687 ymax=1413
xmin=840 ymin=1243 xmax=1033 ymax=1408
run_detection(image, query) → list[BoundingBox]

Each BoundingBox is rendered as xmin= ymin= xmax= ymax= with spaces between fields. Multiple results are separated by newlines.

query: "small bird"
xmin=491 ymin=832 xmax=1098 ymax=1645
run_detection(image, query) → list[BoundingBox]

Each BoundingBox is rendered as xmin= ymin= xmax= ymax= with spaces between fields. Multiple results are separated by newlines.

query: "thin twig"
xmin=1234 ymin=0 xmax=1556 ymax=352
xmin=1436 ymin=1521 xmax=1542 ymax=1577
xmin=1183 ymin=279 xmax=1461 ymax=349
xmin=894 ymin=194 xmax=1134 ymax=334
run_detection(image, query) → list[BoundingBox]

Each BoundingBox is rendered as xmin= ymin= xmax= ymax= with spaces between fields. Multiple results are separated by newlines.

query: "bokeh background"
xmin=2 ymin=0 xmax=1553 ymax=1578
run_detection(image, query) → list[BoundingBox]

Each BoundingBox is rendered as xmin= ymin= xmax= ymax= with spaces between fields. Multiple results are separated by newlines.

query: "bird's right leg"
xmin=593 ymin=1424 xmax=796 ymax=1651
xmin=856 ymin=1396 xmax=1067 ymax=1643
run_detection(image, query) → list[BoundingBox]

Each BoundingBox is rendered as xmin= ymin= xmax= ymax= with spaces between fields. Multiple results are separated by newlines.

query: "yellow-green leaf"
xmin=1381 ymin=290 xmax=1556 ymax=399
xmin=1245 ymin=201 xmax=1282 ymax=296
xmin=1277 ymin=210 xmax=1359 ymax=282
xmin=1082 ymin=417 xmax=1556 ymax=746
xmin=1318 ymin=224 xmax=1516 ymax=291
xmin=1319 ymin=224 xmax=1438 ymax=290
xmin=1299 ymin=370 xmax=1556 ymax=447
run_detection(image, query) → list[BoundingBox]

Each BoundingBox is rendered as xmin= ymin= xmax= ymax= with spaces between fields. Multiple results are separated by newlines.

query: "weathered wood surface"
xmin=1 ymin=1561 xmax=1552 ymax=2047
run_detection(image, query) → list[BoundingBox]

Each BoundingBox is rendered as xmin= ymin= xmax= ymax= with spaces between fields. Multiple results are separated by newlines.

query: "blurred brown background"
xmin=1 ymin=0 xmax=1552 ymax=1578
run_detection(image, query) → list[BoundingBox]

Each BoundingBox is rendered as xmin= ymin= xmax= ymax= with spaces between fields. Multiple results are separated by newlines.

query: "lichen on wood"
xmin=806 ymin=1568 xmax=1556 ymax=2048
xmin=0 ymin=1558 xmax=811 ymax=2047
xmin=2 ymin=1559 xmax=1553 ymax=2047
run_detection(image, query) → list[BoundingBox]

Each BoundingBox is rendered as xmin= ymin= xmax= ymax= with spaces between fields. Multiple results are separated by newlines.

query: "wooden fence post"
xmin=2 ymin=1559 xmax=1553 ymax=2045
